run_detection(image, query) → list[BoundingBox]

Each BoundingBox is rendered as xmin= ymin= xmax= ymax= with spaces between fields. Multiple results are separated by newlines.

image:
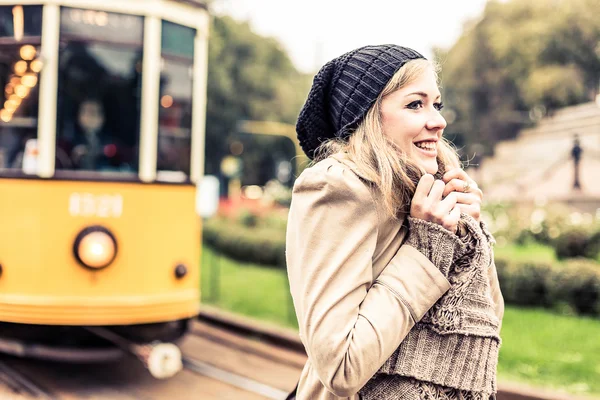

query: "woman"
xmin=286 ymin=44 xmax=504 ymax=400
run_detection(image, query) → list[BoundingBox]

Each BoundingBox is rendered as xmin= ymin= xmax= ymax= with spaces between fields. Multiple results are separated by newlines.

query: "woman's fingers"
xmin=411 ymin=177 xmax=448 ymax=221
xmin=446 ymin=191 xmax=480 ymax=205
xmin=443 ymin=206 xmax=461 ymax=233
xmin=443 ymin=169 xmax=481 ymax=195
xmin=455 ymin=203 xmax=481 ymax=220
xmin=437 ymin=191 xmax=458 ymax=216
xmin=443 ymin=168 xmax=470 ymax=183
xmin=443 ymin=178 xmax=483 ymax=199
xmin=411 ymin=174 xmax=476 ymax=229
xmin=413 ymin=174 xmax=435 ymax=204
xmin=443 ymin=178 xmax=465 ymax=197
xmin=427 ymin=179 xmax=446 ymax=202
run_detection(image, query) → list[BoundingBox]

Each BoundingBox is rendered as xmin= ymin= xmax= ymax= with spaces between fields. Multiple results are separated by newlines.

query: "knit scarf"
xmin=360 ymin=215 xmax=501 ymax=399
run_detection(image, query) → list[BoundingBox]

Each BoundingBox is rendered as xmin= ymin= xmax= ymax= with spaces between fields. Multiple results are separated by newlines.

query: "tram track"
xmin=0 ymin=360 xmax=54 ymax=399
xmin=182 ymin=356 xmax=289 ymax=400
xmin=0 ymin=315 xmax=301 ymax=400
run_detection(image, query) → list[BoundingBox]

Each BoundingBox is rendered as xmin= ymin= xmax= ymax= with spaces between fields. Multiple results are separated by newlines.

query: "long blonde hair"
xmin=313 ymin=59 xmax=460 ymax=219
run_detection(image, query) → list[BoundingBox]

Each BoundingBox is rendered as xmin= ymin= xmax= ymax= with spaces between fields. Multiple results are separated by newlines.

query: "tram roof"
xmin=171 ymin=0 xmax=208 ymax=10
xmin=0 ymin=0 xmax=209 ymax=11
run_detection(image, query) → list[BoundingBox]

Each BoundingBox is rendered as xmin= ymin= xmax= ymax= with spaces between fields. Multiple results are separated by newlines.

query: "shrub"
xmin=263 ymin=179 xmax=292 ymax=207
xmin=203 ymin=217 xmax=286 ymax=268
xmin=495 ymin=256 xmax=554 ymax=308
xmin=553 ymin=259 xmax=600 ymax=316
xmin=585 ymin=231 xmax=600 ymax=260
xmin=554 ymin=228 xmax=596 ymax=260
xmin=237 ymin=209 xmax=258 ymax=227
xmin=495 ymin=254 xmax=600 ymax=317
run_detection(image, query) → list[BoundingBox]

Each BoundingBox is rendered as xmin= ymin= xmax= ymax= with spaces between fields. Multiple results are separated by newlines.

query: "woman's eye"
xmin=406 ymin=100 xmax=423 ymax=110
xmin=434 ymin=102 xmax=444 ymax=111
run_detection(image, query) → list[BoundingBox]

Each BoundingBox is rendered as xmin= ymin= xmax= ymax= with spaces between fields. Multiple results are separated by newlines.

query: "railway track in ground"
xmin=0 ymin=308 xmax=302 ymax=400
xmin=0 ymin=359 xmax=54 ymax=400
xmin=0 ymin=306 xmax=596 ymax=400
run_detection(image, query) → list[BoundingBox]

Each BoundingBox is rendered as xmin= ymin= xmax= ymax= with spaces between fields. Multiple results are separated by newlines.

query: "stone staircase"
xmin=475 ymin=101 xmax=600 ymax=212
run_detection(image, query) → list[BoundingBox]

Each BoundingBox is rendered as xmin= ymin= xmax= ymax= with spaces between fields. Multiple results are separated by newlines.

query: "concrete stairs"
xmin=475 ymin=101 xmax=600 ymax=212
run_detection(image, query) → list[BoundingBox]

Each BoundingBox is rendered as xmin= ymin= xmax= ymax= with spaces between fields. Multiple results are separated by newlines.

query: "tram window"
xmin=0 ymin=5 xmax=42 ymax=37
xmin=55 ymin=8 xmax=143 ymax=176
xmin=157 ymin=21 xmax=195 ymax=181
xmin=0 ymin=5 xmax=42 ymax=173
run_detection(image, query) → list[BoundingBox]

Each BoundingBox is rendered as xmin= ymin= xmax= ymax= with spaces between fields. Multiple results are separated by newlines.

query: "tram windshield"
xmin=55 ymin=7 xmax=143 ymax=176
xmin=0 ymin=5 xmax=43 ymax=173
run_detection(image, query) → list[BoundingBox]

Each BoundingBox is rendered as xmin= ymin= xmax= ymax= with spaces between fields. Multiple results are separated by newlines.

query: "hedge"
xmin=203 ymin=218 xmax=286 ymax=268
xmin=203 ymin=219 xmax=600 ymax=317
xmin=553 ymin=228 xmax=600 ymax=260
xmin=495 ymin=255 xmax=600 ymax=317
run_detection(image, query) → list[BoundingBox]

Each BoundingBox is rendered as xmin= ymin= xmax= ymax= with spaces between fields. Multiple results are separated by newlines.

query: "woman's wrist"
xmin=404 ymin=217 xmax=467 ymax=277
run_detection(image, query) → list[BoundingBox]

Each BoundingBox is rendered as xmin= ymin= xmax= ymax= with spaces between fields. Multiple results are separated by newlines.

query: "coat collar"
xmin=329 ymin=152 xmax=373 ymax=183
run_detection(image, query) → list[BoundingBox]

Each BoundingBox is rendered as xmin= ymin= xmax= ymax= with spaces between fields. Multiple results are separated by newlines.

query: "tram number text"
xmin=68 ymin=193 xmax=123 ymax=218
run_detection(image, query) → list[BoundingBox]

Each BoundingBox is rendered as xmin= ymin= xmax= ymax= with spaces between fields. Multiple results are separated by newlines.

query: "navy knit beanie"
xmin=296 ymin=44 xmax=425 ymax=159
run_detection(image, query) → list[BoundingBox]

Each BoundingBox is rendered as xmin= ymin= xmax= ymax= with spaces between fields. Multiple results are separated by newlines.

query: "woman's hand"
xmin=410 ymin=174 xmax=461 ymax=233
xmin=442 ymin=168 xmax=483 ymax=221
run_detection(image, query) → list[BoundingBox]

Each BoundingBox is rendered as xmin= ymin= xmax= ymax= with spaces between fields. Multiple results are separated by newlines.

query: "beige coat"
xmin=286 ymin=154 xmax=504 ymax=400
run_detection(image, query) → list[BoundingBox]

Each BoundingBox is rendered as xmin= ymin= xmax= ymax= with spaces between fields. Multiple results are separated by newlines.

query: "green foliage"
xmin=260 ymin=212 xmax=288 ymax=231
xmin=481 ymin=202 xmax=599 ymax=253
xmin=554 ymin=228 xmax=594 ymax=260
xmin=554 ymin=259 xmax=600 ymax=316
xmin=205 ymin=16 xmax=311 ymax=181
xmin=523 ymin=64 xmax=586 ymax=109
xmin=586 ymin=231 xmax=600 ymax=260
xmin=440 ymin=0 xmax=600 ymax=155
xmin=263 ymin=179 xmax=293 ymax=207
xmin=495 ymin=258 xmax=555 ymax=308
xmin=236 ymin=208 xmax=258 ymax=227
xmin=203 ymin=216 xmax=286 ymax=268
xmin=495 ymin=254 xmax=600 ymax=317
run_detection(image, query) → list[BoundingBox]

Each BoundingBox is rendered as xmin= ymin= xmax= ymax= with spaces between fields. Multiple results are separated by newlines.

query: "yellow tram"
xmin=0 ymin=0 xmax=209 ymax=377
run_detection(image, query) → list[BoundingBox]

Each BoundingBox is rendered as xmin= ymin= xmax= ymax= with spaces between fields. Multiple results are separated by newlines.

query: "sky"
xmin=212 ymin=0 xmax=491 ymax=73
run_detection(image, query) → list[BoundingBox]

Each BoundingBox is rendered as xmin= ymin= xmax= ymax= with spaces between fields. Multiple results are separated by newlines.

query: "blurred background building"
xmin=477 ymin=100 xmax=600 ymax=213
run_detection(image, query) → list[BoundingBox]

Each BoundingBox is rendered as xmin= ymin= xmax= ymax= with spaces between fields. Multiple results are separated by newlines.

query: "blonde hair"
xmin=313 ymin=59 xmax=460 ymax=219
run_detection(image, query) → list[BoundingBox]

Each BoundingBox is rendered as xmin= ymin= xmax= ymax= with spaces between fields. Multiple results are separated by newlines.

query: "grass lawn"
xmin=498 ymin=307 xmax=600 ymax=396
xmin=494 ymin=242 xmax=557 ymax=263
xmin=200 ymin=245 xmax=298 ymax=329
xmin=200 ymin=245 xmax=600 ymax=397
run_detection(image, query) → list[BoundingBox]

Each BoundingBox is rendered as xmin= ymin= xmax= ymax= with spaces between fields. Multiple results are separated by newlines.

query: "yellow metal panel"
xmin=0 ymin=290 xmax=199 ymax=325
xmin=0 ymin=178 xmax=201 ymax=325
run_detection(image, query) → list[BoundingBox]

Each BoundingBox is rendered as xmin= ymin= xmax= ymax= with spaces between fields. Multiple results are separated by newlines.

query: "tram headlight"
xmin=73 ymin=226 xmax=117 ymax=270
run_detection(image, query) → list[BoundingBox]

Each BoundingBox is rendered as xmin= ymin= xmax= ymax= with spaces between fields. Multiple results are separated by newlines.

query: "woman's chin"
xmin=420 ymin=161 xmax=439 ymax=175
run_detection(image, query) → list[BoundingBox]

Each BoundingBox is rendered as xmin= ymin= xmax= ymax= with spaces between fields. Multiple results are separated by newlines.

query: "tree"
xmin=205 ymin=15 xmax=311 ymax=184
xmin=439 ymin=0 xmax=600 ymax=158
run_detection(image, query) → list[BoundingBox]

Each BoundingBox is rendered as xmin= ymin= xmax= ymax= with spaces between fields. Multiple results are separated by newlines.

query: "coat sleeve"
xmin=286 ymin=162 xmax=454 ymax=397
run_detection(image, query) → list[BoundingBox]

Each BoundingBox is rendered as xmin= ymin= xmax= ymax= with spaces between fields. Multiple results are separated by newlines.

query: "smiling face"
xmin=380 ymin=66 xmax=447 ymax=174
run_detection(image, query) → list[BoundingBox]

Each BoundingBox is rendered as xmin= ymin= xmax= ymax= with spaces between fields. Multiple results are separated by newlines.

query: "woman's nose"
xmin=426 ymin=111 xmax=447 ymax=131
